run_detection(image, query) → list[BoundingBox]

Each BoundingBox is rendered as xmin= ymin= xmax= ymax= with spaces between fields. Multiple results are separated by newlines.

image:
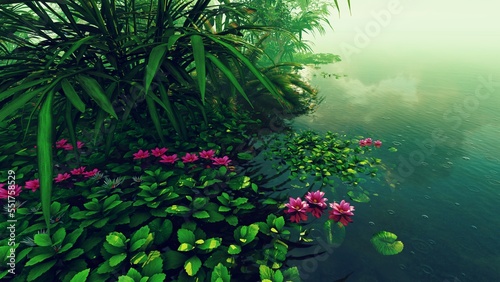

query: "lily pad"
xmin=370 ymin=231 xmax=404 ymax=255
xmin=347 ymin=190 xmax=370 ymax=203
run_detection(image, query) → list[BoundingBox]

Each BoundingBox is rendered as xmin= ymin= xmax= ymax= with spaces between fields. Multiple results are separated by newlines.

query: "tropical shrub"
xmin=0 ymin=117 xmax=306 ymax=281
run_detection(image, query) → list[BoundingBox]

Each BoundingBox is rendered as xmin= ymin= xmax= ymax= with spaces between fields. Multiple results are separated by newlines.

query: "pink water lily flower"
xmin=329 ymin=200 xmax=355 ymax=226
xmin=60 ymin=140 xmax=84 ymax=151
xmin=0 ymin=184 xmax=22 ymax=199
xmin=54 ymin=173 xmax=71 ymax=183
xmin=151 ymin=147 xmax=168 ymax=157
xmin=359 ymin=139 xmax=367 ymax=147
xmin=284 ymin=197 xmax=309 ymax=223
xmin=25 ymin=179 xmax=40 ymax=192
xmin=76 ymin=141 xmax=84 ymax=149
xmin=63 ymin=143 xmax=74 ymax=150
xmin=199 ymin=149 xmax=216 ymax=159
xmin=374 ymin=140 xmax=382 ymax=148
xmin=364 ymin=138 xmax=373 ymax=146
xmin=133 ymin=149 xmax=150 ymax=160
xmin=182 ymin=153 xmax=199 ymax=163
xmin=305 ymin=191 xmax=328 ymax=218
xmin=83 ymin=168 xmax=100 ymax=178
xmin=159 ymin=154 xmax=179 ymax=164
xmin=55 ymin=139 xmax=68 ymax=149
xmin=212 ymin=156 xmax=231 ymax=166
xmin=70 ymin=166 xmax=86 ymax=176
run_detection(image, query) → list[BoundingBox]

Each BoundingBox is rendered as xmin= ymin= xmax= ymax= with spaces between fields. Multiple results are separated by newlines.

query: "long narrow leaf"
xmin=0 ymin=78 xmax=51 ymax=103
xmin=206 ymin=53 xmax=252 ymax=107
xmin=158 ymin=84 xmax=182 ymax=137
xmin=190 ymin=35 xmax=206 ymax=105
xmin=0 ymin=85 xmax=49 ymax=123
xmin=58 ymin=36 xmax=95 ymax=66
xmin=76 ymin=75 xmax=117 ymax=119
xmin=207 ymin=36 xmax=280 ymax=103
xmin=145 ymin=95 xmax=166 ymax=145
xmin=37 ymin=90 xmax=55 ymax=235
xmin=61 ymin=78 xmax=85 ymax=113
xmin=144 ymin=44 xmax=167 ymax=95
xmin=65 ymin=100 xmax=80 ymax=163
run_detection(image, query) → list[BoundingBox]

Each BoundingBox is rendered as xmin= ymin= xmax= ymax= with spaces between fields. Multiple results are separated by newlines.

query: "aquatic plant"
xmin=284 ymin=197 xmax=310 ymax=223
xmin=370 ymin=231 xmax=404 ymax=255
xmin=328 ymin=200 xmax=355 ymax=227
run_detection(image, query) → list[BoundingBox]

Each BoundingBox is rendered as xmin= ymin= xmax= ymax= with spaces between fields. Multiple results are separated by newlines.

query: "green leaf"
xmin=370 ymin=231 xmax=404 ymax=255
xmin=65 ymin=228 xmax=83 ymax=244
xmin=206 ymin=53 xmax=251 ymax=106
xmin=27 ymin=260 xmax=57 ymax=281
xmin=275 ymin=216 xmax=285 ymax=231
xmin=106 ymin=233 xmax=126 ymax=248
xmin=142 ymin=253 xmax=163 ymax=276
xmin=166 ymin=205 xmax=191 ymax=214
xmin=259 ymin=265 xmax=273 ymax=280
xmin=150 ymin=219 xmax=172 ymax=245
xmin=124 ymin=268 xmax=142 ymax=281
xmin=0 ymin=78 xmax=50 ymax=105
xmin=208 ymin=36 xmax=281 ymax=104
xmin=25 ymin=253 xmax=54 ymax=266
xmin=131 ymin=226 xmax=150 ymax=243
xmin=84 ymin=200 xmax=100 ymax=211
xmin=283 ymin=267 xmax=301 ymax=281
xmin=237 ymin=152 xmax=253 ymax=160
xmin=58 ymin=36 xmax=95 ymax=65
xmin=193 ymin=211 xmax=210 ymax=219
xmin=178 ymin=243 xmax=195 ymax=252
xmin=225 ymin=215 xmax=238 ymax=226
xmin=76 ymin=75 xmax=117 ymax=119
xmin=184 ymin=255 xmax=202 ymax=276
xmin=69 ymin=268 xmax=90 ymax=282
xmin=177 ymin=229 xmax=196 ymax=245
xmin=145 ymin=44 xmax=167 ymax=95
xmin=347 ymin=190 xmax=371 ymax=203
xmin=197 ymin=238 xmax=221 ymax=251
xmin=63 ymin=248 xmax=85 ymax=261
xmin=130 ymin=238 xmax=147 ymax=252
xmin=149 ymin=274 xmax=167 ymax=282
xmin=191 ymin=35 xmax=206 ymax=104
xmin=211 ymin=263 xmax=231 ymax=282
xmin=38 ymin=90 xmax=54 ymax=234
xmin=227 ymin=244 xmax=241 ymax=255
xmin=109 ymin=253 xmax=127 ymax=267
xmin=52 ymin=227 xmax=66 ymax=245
xmin=165 ymin=250 xmax=188 ymax=270
xmin=145 ymin=95 xmax=166 ymax=145
xmin=34 ymin=233 xmax=52 ymax=247
xmin=117 ymin=276 xmax=135 ymax=282
xmin=61 ymin=79 xmax=85 ymax=112
xmin=227 ymin=176 xmax=251 ymax=190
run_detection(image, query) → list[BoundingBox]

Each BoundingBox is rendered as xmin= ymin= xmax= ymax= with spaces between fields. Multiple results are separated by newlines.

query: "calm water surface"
xmin=287 ymin=1 xmax=500 ymax=281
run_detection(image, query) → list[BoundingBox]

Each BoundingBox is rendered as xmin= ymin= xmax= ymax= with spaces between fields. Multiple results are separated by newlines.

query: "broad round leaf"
xmin=370 ymin=231 xmax=404 ymax=255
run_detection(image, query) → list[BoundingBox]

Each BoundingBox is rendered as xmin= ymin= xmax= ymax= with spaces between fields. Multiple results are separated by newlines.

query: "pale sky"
xmin=304 ymin=0 xmax=500 ymax=59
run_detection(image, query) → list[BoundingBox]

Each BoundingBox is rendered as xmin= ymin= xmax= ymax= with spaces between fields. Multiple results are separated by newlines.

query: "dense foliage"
xmin=0 ymin=1 xmax=404 ymax=281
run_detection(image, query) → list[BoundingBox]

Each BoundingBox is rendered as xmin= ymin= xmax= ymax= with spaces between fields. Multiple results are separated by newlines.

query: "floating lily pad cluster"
xmin=266 ymin=130 xmax=381 ymax=201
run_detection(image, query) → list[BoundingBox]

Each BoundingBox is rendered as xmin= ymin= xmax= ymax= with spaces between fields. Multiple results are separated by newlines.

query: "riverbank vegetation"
xmin=0 ymin=0 xmax=402 ymax=281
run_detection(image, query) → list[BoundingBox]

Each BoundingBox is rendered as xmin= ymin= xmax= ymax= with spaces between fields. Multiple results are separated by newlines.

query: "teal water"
xmin=290 ymin=61 xmax=500 ymax=281
xmin=289 ymin=1 xmax=500 ymax=280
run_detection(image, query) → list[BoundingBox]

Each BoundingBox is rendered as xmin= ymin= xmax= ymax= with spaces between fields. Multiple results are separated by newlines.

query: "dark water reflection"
xmin=290 ymin=60 xmax=500 ymax=281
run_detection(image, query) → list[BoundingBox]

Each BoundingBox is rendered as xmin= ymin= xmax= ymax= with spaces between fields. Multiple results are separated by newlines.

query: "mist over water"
xmin=291 ymin=1 xmax=500 ymax=281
